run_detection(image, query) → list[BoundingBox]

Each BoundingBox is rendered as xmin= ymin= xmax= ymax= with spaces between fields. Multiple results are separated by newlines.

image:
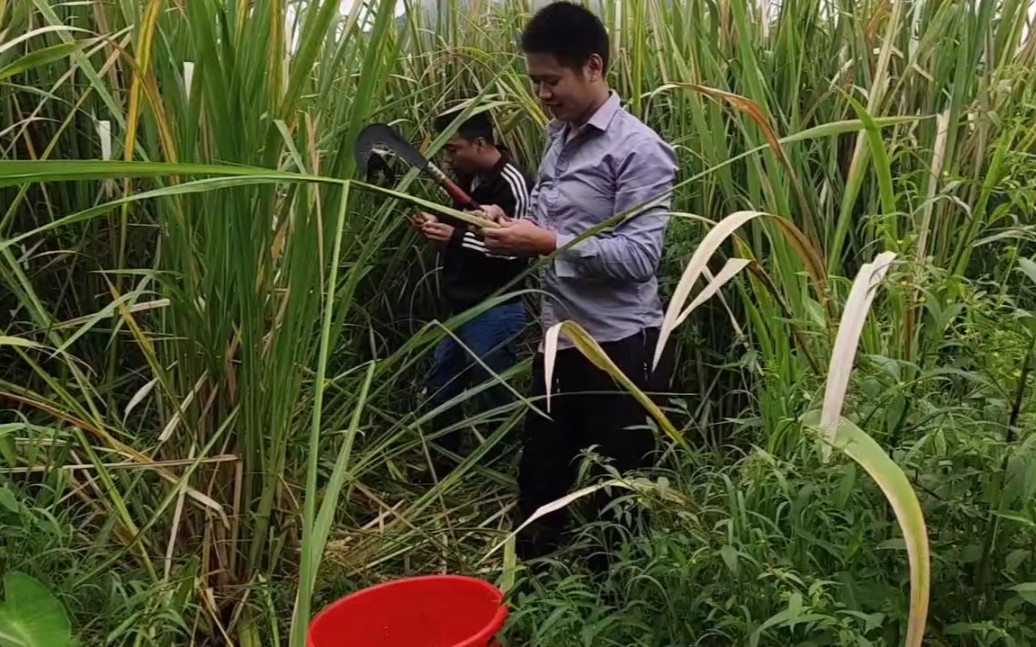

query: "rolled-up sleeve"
xmin=555 ymin=135 xmax=677 ymax=282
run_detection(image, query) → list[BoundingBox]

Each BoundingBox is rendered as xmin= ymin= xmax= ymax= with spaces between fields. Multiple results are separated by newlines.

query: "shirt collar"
xmin=548 ymin=90 xmax=621 ymax=136
xmin=586 ymin=90 xmax=621 ymax=131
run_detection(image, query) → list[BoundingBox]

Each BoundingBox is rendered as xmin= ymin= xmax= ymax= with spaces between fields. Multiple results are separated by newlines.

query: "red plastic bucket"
xmin=307 ymin=575 xmax=508 ymax=647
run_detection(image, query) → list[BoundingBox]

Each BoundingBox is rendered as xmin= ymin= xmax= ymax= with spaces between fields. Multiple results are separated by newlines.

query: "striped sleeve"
xmin=458 ymin=230 xmax=518 ymax=260
xmin=456 ymin=162 xmax=528 ymax=259
xmin=500 ymin=162 xmax=530 ymax=219
xmin=459 ymin=231 xmax=490 ymax=254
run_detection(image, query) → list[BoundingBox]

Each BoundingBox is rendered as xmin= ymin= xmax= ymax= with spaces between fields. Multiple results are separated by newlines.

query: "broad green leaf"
xmin=809 ymin=249 xmax=928 ymax=647
xmin=1009 ymin=583 xmax=1036 ymax=591
xmin=0 ymin=486 xmax=18 ymax=513
xmin=0 ymin=572 xmax=71 ymax=647
xmin=1017 ymin=258 xmax=1036 ymax=287
xmin=806 ymin=412 xmax=930 ymax=647
xmin=1009 ymin=583 xmax=1036 ymax=606
xmin=1006 ymin=549 xmax=1029 ymax=573
xmin=820 ymin=252 xmax=897 ymax=459
xmin=719 ymin=545 xmax=740 ymax=575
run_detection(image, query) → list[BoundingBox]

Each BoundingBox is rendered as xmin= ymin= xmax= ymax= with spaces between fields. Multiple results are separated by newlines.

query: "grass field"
xmin=2 ymin=0 xmax=1036 ymax=644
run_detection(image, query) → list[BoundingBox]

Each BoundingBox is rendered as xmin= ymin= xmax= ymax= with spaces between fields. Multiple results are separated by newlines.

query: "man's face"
xmin=525 ymin=52 xmax=602 ymax=123
xmin=441 ymin=135 xmax=481 ymax=176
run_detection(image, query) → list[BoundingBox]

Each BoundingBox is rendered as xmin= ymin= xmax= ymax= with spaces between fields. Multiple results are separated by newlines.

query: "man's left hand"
xmin=481 ymin=218 xmax=556 ymax=255
xmin=421 ymin=220 xmax=455 ymax=244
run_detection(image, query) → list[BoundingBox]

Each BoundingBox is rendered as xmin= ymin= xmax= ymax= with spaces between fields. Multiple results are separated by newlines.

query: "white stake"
xmin=96 ymin=119 xmax=111 ymax=160
xmin=183 ymin=61 xmax=195 ymax=102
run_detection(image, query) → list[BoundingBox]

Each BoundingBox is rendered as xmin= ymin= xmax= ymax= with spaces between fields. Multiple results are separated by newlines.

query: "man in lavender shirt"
xmin=480 ymin=1 xmax=679 ymax=563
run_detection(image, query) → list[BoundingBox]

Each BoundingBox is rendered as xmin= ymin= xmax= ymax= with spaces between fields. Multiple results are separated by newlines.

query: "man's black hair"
xmin=432 ymin=110 xmax=495 ymax=145
xmin=520 ymin=1 xmax=610 ymax=73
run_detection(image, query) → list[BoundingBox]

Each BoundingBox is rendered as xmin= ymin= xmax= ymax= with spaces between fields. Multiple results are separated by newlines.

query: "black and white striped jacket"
xmin=440 ymin=150 xmax=531 ymax=313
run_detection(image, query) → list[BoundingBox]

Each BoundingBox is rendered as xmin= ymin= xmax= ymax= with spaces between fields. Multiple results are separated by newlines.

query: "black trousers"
xmin=515 ymin=327 xmax=676 ymax=560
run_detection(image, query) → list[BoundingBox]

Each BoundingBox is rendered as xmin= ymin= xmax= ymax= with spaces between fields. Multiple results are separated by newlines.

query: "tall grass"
xmin=1 ymin=0 xmax=1035 ymax=644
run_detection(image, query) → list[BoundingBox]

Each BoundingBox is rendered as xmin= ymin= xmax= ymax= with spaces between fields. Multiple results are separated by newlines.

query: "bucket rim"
xmin=307 ymin=574 xmax=508 ymax=647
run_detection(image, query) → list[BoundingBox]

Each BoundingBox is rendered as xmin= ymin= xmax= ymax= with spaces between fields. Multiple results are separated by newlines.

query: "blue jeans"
xmin=426 ymin=301 xmax=526 ymax=464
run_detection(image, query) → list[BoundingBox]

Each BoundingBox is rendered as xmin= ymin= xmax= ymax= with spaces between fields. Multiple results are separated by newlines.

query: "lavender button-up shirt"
xmin=529 ymin=91 xmax=678 ymax=348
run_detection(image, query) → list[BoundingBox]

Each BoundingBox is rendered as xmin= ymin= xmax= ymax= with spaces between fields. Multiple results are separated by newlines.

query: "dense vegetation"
xmin=2 ymin=0 xmax=1035 ymax=644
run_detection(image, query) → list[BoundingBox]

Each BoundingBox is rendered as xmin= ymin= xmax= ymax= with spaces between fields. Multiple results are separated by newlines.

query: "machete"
xmin=354 ymin=123 xmax=482 ymax=211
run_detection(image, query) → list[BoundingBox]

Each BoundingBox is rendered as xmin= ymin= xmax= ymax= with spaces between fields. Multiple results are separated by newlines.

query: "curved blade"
xmin=353 ymin=123 xmax=429 ymax=172
xmin=353 ymin=122 xmax=481 ymax=211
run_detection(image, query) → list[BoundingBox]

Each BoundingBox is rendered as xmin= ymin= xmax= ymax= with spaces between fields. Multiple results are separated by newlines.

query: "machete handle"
xmin=425 ymin=160 xmax=482 ymax=211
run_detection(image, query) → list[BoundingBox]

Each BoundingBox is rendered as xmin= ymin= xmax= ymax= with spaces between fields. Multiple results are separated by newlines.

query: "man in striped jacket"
xmin=414 ymin=110 xmax=532 ymax=475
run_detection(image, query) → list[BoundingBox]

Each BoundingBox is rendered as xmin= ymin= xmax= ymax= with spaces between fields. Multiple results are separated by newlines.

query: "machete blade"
xmin=353 ymin=122 xmax=481 ymax=211
xmin=353 ymin=123 xmax=429 ymax=173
